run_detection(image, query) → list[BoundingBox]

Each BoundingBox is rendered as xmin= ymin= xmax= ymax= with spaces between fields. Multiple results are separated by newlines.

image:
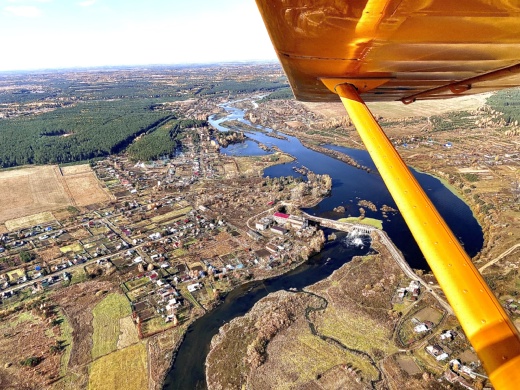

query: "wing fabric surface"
xmin=256 ymin=0 xmax=520 ymax=102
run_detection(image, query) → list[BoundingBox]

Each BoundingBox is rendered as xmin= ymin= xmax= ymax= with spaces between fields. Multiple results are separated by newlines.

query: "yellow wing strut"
xmin=326 ymin=82 xmax=520 ymax=389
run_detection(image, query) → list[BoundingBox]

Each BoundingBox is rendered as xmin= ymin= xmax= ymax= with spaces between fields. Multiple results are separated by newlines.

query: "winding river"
xmin=162 ymin=99 xmax=483 ymax=389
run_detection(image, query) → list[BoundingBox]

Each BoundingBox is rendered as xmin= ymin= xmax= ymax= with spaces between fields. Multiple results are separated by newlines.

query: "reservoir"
xmin=163 ymin=99 xmax=484 ymax=389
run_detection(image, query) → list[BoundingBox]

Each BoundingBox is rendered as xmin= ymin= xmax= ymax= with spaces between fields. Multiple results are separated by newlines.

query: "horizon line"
xmin=0 ymin=59 xmax=281 ymax=75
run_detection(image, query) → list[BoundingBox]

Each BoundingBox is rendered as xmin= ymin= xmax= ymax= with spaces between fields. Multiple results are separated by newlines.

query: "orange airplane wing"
xmin=256 ymin=0 xmax=520 ymax=103
xmin=256 ymin=1 xmax=520 ymax=389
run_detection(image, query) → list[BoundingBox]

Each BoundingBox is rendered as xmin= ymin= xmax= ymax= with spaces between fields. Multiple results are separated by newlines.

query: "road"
xmin=479 ymin=243 xmax=520 ymax=273
xmin=375 ymin=230 xmax=454 ymax=315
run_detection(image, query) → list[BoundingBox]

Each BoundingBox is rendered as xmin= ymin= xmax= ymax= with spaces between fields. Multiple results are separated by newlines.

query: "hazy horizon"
xmin=0 ymin=0 xmax=277 ymax=72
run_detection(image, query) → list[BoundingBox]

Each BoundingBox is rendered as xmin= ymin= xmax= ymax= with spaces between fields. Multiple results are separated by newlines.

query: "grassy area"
xmin=170 ymin=248 xmax=188 ymax=258
xmin=140 ymin=316 xmax=175 ymax=336
xmin=91 ymin=293 xmax=132 ymax=360
xmin=58 ymin=310 xmax=74 ymax=376
xmin=70 ymin=267 xmax=88 ymax=284
xmin=314 ymin=306 xmax=397 ymax=356
xmin=4 ymin=211 xmax=55 ymax=231
xmin=60 ymin=242 xmax=84 ymax=253
xmin=124 ymin=276 xmax=150 ymax=291
xmin=88 ymin=342 xmax=148 ymax=390
xmin=151 ymin=206 xmax=192 ymax=223
xmin=338 ymin=217 xmax=383 ymax=229
xmin=262 ymin=323 xmax=380 ymax=388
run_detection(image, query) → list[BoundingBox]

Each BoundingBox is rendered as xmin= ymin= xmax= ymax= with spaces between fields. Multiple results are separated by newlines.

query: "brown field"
xmin=0 ymin=310 xmax=62 ymax=389
xmin=0 ymin=165 xmax=112 ymax=229
xmin=60 ymin=165 xmax=93 ymax=175
xmin=414 ymin=307 xmax=443 ymax=324
xmin=5 ymin=211 xmax=55 ymax=231
xmin=303 ymin=93 xmax=490 ymax=120
xmin=117 ymin=316 xmax=139 ymax=350
xmin=62 ymin=174 xmax=112 ymax=207
xmin=0 ymin=166 xmax=70 ymax=225
xmin=395 ymin=355 xmax=422 ymax=375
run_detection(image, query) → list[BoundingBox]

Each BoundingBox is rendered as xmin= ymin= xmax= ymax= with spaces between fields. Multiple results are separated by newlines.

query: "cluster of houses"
xmin=395 ymin=280 xmax=421 ymax=302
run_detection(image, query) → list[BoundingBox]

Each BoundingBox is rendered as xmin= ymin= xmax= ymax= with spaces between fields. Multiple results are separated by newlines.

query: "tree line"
xmin=126 ymin=119 xmax=207 ymax=161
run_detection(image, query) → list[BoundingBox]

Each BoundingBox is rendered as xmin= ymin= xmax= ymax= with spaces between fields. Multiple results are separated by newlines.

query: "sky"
xmin=0 ymin=0 xmax=278 ymax=71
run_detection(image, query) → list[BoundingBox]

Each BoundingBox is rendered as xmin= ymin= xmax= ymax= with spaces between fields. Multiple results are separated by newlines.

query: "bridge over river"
xmin=301 ymin=211 xmax=454 ymax=314
xmin=300 ymin=211 xmax=375 ymax=234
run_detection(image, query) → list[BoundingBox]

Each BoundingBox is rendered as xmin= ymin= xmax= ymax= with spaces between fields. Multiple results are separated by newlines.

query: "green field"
xmin=338 ymin=217 xmax=383 ymax=229
xmin=91 ymin=293 xmax=132 ymax=360
xmin=58 ymin=310 xmax=74 ymax=376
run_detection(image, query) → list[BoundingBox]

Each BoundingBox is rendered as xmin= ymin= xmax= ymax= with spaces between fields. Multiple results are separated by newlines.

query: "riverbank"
xmin=204 ymin=233 xmax=456 ymax=390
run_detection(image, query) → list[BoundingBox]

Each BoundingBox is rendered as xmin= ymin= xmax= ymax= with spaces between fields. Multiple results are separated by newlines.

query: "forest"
xmin=487 ymin=88 xmax=520 ymax=125
xmin=0 ymin=99 xmax=170 ymax=167
xmin=126 ymin=119 xmax=207 ymax=161
xmin=0 ymin=64 xmax=290 ymax=167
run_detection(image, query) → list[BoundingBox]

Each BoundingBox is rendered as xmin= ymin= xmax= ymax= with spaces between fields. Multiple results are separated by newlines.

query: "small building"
xmin=414 ymin=323 xmax=429 ymax=333
xmin=247 ymin=230 xmax=262 ymax=241
xmin=265 ymin=244 xmax=278 ymax=253
xmin=187 ymin=283 xmax=201 ymax=293
xmin=288 ymin=215 xmax=307 ymax=229
xmin=270 ymin=226 xmax=287 ymax=235
xmin=426 ymin=344 xmax=444 ymax=357
xmin=273 ymin=212 xmax=290 ymax=225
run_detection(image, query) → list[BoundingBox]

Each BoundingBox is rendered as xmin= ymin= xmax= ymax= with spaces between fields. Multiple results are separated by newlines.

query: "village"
xmin=0 ymin=120 xmax=331 ymax=340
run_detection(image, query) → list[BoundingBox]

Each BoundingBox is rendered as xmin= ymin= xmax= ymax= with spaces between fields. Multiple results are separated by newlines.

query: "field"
xmin=150 ymin=206 xmax=192 ymax=224
xmin=88 ymin=342 xmax=148 ymax=390
xmin=5 ymin=211 xmax=56 ymax=231
xmin=117 ymin=316 xmax=140 ymax=349
xmin=91 ymin=293 xmax=132 ymax=360
xmin=395 ymin=355 xmax=422 ymax=375
xmin=251 ymin=319 xmax=380 ymax=388
xmin=0 ymin=164 xmax=112 ymax=229
xmin=303 ymin=93 xmax=490 ymax=120
xmin=0 ymin=166 xmax=70 ymax=225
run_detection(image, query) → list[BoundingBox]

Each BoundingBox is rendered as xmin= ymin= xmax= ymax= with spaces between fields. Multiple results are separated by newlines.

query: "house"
xmin=414 ymin=323 xmax=429 ymax=333
xmin=426 ymin=344 xmax=444 ymax=357
xmin=444 ymin=370 xmax=473 ymax=390
xmin=270 ymin=226 xmax=287 ymax=235
xmin=273 ymin=212 xmax=290 ymax=225
xmin=440 ymin=330 xmax=457 ymax=341
xmin=187 ymin=282 xmax=201 ymax=292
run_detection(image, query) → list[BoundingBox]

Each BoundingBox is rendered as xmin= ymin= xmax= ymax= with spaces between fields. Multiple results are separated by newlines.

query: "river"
xmin=162 ymin=98 xmax=483 ymax=389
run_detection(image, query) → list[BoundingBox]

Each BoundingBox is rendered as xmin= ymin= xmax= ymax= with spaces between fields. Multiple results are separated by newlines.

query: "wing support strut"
xmin=329 ymin=82 xmax=520 ymax=389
